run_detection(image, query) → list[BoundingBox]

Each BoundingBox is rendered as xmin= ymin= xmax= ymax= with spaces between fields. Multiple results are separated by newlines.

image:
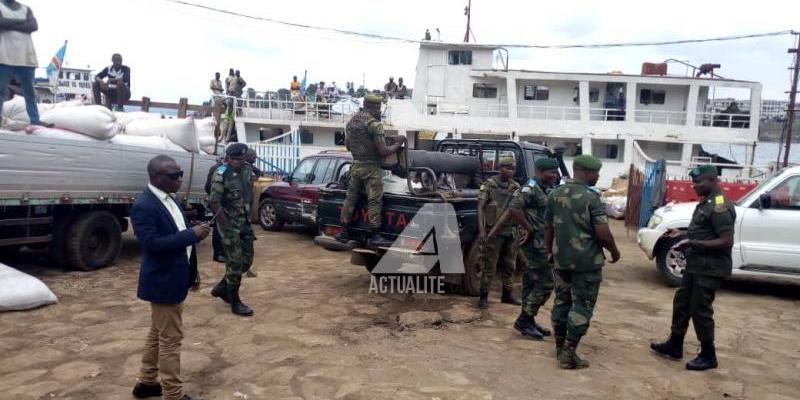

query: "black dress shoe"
xmin=132 ymin=382 xmax=162 ymax=398
xmin=686 ymin=341 xmax=718 ymax=371
xmin=650 ymin=336 xmax=684 ymax=360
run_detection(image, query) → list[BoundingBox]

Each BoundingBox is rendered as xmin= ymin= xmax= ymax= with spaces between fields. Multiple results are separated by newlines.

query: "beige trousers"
xmin=139 ymin=302 xmax=184 ymax=400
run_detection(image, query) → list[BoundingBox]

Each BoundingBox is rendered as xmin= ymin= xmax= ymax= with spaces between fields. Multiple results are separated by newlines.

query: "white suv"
xmin=638 ymin=166 xmax=800 ymax=286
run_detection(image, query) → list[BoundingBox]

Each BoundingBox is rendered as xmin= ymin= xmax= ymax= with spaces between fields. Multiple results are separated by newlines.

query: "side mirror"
xmin=758 ymin=193 xmax=772 ymax=210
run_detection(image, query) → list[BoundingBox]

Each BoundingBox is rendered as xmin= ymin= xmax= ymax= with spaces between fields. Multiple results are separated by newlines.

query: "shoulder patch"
xmin=216 ymin=164 xmax=228 ymax=175
xmin=521 ymin=186 xmax=531 ymax=193
xmin=715 ymin=195 xmax=724 ymax=205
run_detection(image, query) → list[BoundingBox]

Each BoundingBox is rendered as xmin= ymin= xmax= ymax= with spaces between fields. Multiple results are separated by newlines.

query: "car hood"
xmin=653 ymin=201 xmax=697 ymax=222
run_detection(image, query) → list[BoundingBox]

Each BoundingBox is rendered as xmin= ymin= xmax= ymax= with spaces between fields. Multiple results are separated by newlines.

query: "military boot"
xmin=210 ymin=278 xmax=230 ymax=304
xmin=686 ymin=341 xmax=718 ymax=371
xmin=513 ymin=312 xmax=543 ymax=340
xmin=476 ymin=293 xmax=489 ymax=309
xmin=369 ymin=230 xmax=394 ymax=248
xmin=334 ymin=224 xmax=351 ymax=243
xmin=532 ymin=317 xmax=551 ymax=337
xmin=554 ymin=327 xmax=566 ymax=359
xmin=650 ymin=335 xmax=684 ymax=360
xmin=558 ymin=339 xmax=589 ymax=370
xmin=500 ymin=287 xmax=521 ymax=305
xmin=227 ymin=284 xmax=254 ymax=316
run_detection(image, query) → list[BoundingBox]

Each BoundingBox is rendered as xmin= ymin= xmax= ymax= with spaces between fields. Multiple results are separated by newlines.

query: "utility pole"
xmin=783 ymin=32 xmax=800 ymax=167
xmin=463 ymin=0 xmax=471 ymax=43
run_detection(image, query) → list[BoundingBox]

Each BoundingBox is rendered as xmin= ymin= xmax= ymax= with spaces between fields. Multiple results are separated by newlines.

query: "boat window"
xmin=473 ymin=83 xmax=498 ymax=99
xmin=300 ymin=130 xmax=314 ymax=144
xmin=523 ymin=85 xmax=550 ymax=101
xmin=589 ymin=89 xmax=600 ymax=103
xmin=448 ymin=50 xmax=473 ymax=65
xmin=640 ymin=89 xmax=666 ymax=105
xmin=334 ymin=131 xmax=345 ymax=146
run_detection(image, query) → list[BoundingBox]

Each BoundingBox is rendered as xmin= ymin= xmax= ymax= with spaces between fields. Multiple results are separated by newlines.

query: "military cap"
xmin=573 ymin=155 xmax=602 ymax=171
xmin=689 ymin=164 xmax=718 ymax=178
xmin=226 ymin=142 xmax=248 ymax=157
xmin=534 ymin=157 xmax=559 ymax=170
xmin=364 ymin=93 xmax=383 ymax=105
xmin=499 ymin=156 xmax=516 ymax=167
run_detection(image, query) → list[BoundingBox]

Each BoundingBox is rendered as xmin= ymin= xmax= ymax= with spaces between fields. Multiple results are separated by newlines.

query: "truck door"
xmin=739 ymin=174 xmax=800 ymax=273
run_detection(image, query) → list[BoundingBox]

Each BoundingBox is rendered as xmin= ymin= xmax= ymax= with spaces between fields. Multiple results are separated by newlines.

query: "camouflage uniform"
xmin=479 ymin=175 xmax=520 ymax=294
xmin=510 ymin=180 xmax=554 ymax=317
xmin=210 ymin=163 xmax=255 ymax=286
xmin=670 ymin=189 xmax=735 ymax=344
xmin=545 ymin=179 xmax=608 ymax=343
xmin=341 ymin=108 xmax=384 ymax=229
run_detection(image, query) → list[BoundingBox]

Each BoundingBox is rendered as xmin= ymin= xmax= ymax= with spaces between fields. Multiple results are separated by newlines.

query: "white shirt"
xmin=0 ymin=2 xmax=38 ymax=67
xmin=148 ymin=183 xmax=191 ymax=261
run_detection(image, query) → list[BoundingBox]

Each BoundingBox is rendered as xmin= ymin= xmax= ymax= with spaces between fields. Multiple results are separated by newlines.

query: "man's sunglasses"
xmin=161 ymin=171 xmax=184 ymax=180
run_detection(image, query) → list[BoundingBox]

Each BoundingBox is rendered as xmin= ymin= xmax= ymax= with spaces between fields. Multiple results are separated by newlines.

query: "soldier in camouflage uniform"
xmin=490 ymin=157 xmax=560 ymax=339
xmin=335 ymin=93 xmax=405 ymax=247
xmin=651 ymin=165 xmax=735 ymax=371
xmin=477 ymin=156 xmax=522 ymax=309
xmin=545 ymin=155 xmax=620 ymax=369
xmin=209 ymin=143 xmax=255 ymax=316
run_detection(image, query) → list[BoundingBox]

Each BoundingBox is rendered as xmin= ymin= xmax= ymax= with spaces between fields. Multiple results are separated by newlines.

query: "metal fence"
xmin=249 ymin=130 xmax=301 ymax=175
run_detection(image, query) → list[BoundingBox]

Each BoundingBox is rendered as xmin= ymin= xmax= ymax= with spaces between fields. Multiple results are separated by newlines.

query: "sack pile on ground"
xmin=0 ymin=96 xmax=216 ymax=154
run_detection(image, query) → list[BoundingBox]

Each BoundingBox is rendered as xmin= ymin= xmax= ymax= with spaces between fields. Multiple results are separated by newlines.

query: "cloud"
xmin=25 ymin=0 xmax=800 ymax=103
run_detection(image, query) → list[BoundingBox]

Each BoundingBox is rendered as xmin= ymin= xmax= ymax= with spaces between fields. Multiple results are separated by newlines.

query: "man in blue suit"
xmin=130 ymin=155 xmax=210 ymax=400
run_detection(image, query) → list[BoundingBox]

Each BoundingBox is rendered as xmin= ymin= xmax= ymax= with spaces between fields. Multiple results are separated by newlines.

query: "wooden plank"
xmin=178 ymin=97 xmax=189 ymax=118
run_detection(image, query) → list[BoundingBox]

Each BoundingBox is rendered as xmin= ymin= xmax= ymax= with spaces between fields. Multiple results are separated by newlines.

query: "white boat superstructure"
xmin=234 ymin=42 xmax=763 ymax=186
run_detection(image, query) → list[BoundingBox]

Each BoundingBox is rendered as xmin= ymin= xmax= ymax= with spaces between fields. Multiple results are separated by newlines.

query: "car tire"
xmin=259 ymin=199 xmax=284 ymax=231
xmin=460 ymin=240 xmax=483 ymax=296
xmin=655 ymin=234 xmax=686 ymax=287
xmin=65 ymin=211 xmax=122 ymax=271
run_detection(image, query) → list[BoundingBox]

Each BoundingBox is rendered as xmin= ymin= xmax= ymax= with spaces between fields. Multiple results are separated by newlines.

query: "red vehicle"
xmin=258 ymin=150 xmax=352 ymax=231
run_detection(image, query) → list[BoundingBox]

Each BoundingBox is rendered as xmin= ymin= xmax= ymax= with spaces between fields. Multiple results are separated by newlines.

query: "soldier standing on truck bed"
xmin=334 ymin=93 xmax=405 ymax=247
xmin=650 ymin=164 xmax=735 ymax=371
xmin=545 ymin=155 xmax=620 ymax=369
xmin=490 ymin=157 xmax=560 ymax=339
xmin=477 ymin=156 xmax=522 ymax=309
xmin=209 ymin=143 xmax=256 ymax=317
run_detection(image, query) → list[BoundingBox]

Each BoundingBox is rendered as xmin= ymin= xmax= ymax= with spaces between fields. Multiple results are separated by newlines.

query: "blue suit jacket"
xmin=130 ymin=188 xmax=199 ymax=305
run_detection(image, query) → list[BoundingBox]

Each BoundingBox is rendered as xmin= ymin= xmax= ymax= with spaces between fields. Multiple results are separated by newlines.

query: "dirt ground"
xmin=1 ymin=221 xmax=799 ymax=400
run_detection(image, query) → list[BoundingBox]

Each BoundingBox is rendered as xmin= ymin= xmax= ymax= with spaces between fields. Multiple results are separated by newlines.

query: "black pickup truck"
xmin=314 ymin=139 xmax=568 ymax=295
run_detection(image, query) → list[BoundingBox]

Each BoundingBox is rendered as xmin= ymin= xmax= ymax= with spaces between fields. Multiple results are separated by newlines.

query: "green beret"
xmin=364 ymin=93 xmax=383 ymax=105
xmin=226 ymin=142 xmax=248 ymax=157
xmin=690 ymin=164 xmax=718 ymax=178
xmin=573 ymin=155 xmax=602 ymax=171
xmin=499 ymin=156 xmax=516 ymax=167
xmin=534 ymin=157 xmax=559 ymax=171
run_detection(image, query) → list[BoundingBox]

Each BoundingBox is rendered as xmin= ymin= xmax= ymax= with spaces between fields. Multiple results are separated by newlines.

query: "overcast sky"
xmin=24 ymin=0 xmax=800 ymax=104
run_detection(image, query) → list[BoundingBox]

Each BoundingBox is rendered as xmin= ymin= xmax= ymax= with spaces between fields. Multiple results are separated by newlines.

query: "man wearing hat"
xmin=208 ymin=142 xmax=256 ymax=316
xmin=335 ymin=93 xmax=405 ymax=247
xmin=650 ymin=165 xmax=735 ymax=371
xmin=476 ymin=156 xmax=522 ymax=309
xmin=545 ymin=154 xmax=620 ymax=369
xmin=489 ymin=157 xmax=560 ymax=339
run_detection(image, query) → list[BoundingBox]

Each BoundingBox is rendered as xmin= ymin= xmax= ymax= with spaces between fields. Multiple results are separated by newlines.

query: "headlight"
xmin=647 ymin=215 xmax=663 ymax=229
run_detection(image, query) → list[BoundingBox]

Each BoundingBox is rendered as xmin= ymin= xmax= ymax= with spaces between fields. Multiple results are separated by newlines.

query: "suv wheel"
xmin=259 ymin=199 xmax=284 ymax=231
xmin=655 ymin=234 xmax=686 ymax=287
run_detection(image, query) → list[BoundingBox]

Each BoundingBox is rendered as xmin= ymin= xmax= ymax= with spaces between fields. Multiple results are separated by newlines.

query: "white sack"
xmin=110 ymin=134 xmax=188 ymax=152
xmin=114 ymin=111 xmax=164 ymax=129
xmin=0 ymin=263 xmax=58 ymax=311
xmin=602 ymin=196 xmax=627 ymax=219
xmin=126 ymin=117 xmax=199 ymax=152
xmin=28 ymin=126 xmax=103 ymax=142
xmin=40 ymin=105 xmax=119 ymax=139
xmin=2 ymin=96 xmax=31 ymax=131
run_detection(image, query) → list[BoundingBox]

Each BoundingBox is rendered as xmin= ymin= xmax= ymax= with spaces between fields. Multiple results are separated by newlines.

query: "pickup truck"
xmin=257 ymin=150 xmax=353 ymax=231
xmin=637 ymin=165 xmax=800 ymax=286
xmin=0 ymin=133 xmax=216 ymax=270
xmin=314 ymin=139 xmax=568 ymax=295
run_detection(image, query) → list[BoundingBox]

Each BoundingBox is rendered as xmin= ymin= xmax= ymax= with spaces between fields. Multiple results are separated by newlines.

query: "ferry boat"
xmin=234 ymin=42 xmax=762 ymax=187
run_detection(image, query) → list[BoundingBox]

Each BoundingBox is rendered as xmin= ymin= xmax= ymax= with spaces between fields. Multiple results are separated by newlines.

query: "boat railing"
xmin=224 ymin=96 xmax=360 ymax=123
xmin=695 ymin=112 xmax=751 ymax=129
xmin=517 ymin=105 xmax=580 ymax=121
xmin=417 ymin=100 xmax=509 ymax=118
xmin=634 ymin=110 xmax=687 ymax=125
xmin=590 ymin=107 xmax=627 ymax=122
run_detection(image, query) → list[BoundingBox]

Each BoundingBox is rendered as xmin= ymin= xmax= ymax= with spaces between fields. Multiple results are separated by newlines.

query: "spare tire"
xmin=66 ymin=211 xmax=122 ymax=271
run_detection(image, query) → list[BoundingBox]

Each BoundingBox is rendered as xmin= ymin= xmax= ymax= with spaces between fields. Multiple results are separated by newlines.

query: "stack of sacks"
xmin=114 ymin=111 xmax=163 ymax=130
xmin=194 ymin=117 xmax=217 ymax=154
xmin=110 ymin=134 xmax=187 ymax=152
xmin=1 ymin=96 xmax=85 ymax=131
xmin=125 ymin=117 xmax=200 ymax=153
xmin=40 ymin=105 xmax=121 ymax=139
xmin=27 ymin=125 xmax=102 ymax=142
